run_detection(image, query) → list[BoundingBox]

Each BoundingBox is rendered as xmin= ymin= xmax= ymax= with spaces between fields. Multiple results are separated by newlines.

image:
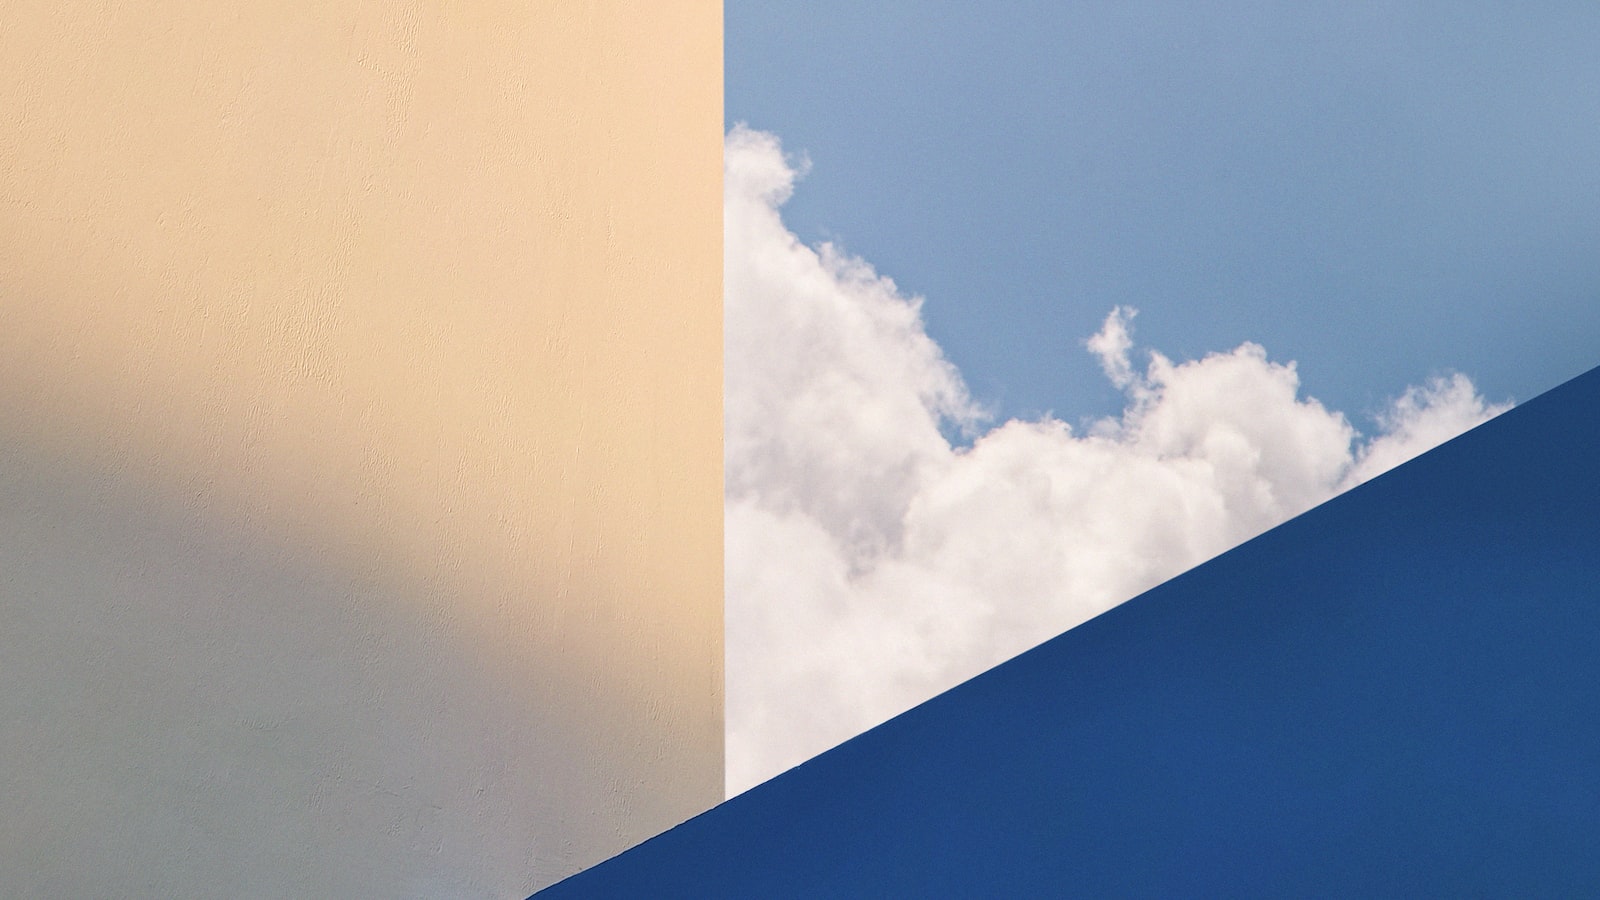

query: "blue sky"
xmin=721 ymin=3 xmax=1599 ymax=793
xmin=727 ymin=1 xmax=1600 ymax=425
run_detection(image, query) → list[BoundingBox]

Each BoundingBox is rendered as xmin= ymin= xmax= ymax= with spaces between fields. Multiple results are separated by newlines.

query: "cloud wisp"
xmin=724 ymin=125 xmax=1509 ymax=796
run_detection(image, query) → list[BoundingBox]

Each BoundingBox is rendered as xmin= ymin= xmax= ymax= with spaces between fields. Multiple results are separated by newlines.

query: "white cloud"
xmin=1344 ymin=373 xmax=1507 ymax=488
xmin=1086 ymin=305 xmax=1138 ymax=389
xmin=724 ymin=125 xmax=1510 ymax=796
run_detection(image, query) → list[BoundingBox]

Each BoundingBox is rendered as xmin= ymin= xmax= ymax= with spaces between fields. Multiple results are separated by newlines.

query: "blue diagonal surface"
xmin=539 ymin=364 xmax=1600 ymax=898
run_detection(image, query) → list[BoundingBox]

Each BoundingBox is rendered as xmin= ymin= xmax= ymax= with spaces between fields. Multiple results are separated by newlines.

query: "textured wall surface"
xmin=0 ymin=2 xmax=722 ymax=896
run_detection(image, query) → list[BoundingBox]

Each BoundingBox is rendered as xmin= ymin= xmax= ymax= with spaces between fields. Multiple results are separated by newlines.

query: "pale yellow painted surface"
xmin=0 ymin=2 xmax=722 ymax=895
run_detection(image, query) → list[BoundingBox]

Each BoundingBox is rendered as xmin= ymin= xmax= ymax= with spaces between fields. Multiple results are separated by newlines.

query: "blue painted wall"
xmin=542 ymin=364 xmax=1600 ymax=897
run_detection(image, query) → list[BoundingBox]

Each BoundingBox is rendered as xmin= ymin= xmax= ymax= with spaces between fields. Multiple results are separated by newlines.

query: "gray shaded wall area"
xmin=0 ymin=442 xmax=624 ymax=896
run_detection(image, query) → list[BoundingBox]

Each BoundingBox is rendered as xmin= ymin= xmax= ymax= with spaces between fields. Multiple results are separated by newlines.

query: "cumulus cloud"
xmin=724 ymin=125 xmax=1510 ymax=796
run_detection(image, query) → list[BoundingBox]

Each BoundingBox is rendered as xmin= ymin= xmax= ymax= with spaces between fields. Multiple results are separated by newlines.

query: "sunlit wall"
xmin=0 ymin=2 xmax=722 ymax=895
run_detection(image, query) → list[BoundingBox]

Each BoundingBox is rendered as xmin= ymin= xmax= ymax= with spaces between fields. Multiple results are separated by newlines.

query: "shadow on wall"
xmin=0 ymin=424 xmax=669 ymax=896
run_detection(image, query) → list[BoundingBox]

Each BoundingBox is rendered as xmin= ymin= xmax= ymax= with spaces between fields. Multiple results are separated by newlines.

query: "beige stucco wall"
xmin=0 ymin=2 xmax=722 ymax=896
